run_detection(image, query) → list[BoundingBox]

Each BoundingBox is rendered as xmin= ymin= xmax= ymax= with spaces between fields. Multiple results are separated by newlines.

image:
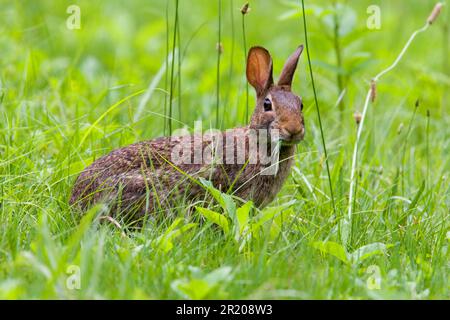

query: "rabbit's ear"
xmin=278 ymin=45 xmax=304 ymax=87
xmin=246 ymin=47 xmax=273 ymax=96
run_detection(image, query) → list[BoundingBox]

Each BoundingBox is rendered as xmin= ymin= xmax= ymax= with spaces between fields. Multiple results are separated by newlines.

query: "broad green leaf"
xmin=165 ymin=217 xmax=183 ymax=234
xmin=156 ymin=238 xmax=173 ymax=253
xmin=199 ymin=178 xmax=236 ymax=218
xmin=221 ymin=193 xmax=237 ymax=221
xmin=196 ymin=206 xmax=230 ymax=234
xmin=171 ymin=278 xmax=211 ymax=300
xmin=311 ymin=241 xmax=349 ymax=264
xmin=252 ymin=201 xmax=296 ymax=229
xmin=171 ymin=266 xmax=233 ymax=299
xmin=236 ymin=201 xmax=253 ymax=235
xmin=155 ymin=219 xmax=197 ymax=253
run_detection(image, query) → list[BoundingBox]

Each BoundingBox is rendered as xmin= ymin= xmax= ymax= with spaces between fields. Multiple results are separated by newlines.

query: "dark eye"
xmin=300 ymin=102 xmax=304 ymax=111
xmin=263 ymin=98 xmax=272 ymax=112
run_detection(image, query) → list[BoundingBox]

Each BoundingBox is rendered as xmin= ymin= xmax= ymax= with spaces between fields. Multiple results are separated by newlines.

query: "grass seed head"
xmin=216 ymin=42 xmax=224 ymax=54
xmin=241 ymin=2 xmax=250 ymax=15
xmin=353 ymin=111 xmax=362 ymax=125
xmin=370 ymin=80 xmax=377 ymax=102
xmin=427 ymin=3 xmax=443 ymax=25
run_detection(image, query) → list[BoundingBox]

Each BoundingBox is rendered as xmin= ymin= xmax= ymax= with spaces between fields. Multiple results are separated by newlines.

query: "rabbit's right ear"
xmin=246 ymin=47 xmax=273 ymax=96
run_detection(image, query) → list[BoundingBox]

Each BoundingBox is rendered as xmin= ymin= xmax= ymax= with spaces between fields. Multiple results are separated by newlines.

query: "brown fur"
xmin=70 ymin=45 xmax=305 ymax=222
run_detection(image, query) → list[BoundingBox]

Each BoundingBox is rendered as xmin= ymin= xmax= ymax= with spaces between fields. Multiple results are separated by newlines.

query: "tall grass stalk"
xmin=134 ymin=56 xmax=170 ymax=123
xmin=400 ymin=100 xmax=419 ymax=194
xmin=426 ymin=109 xmax=431 ymax=189
xmin=346 ymin=5 xmax=442 ymax=231
xmin=216 ymin=0 xmax=222 ymax=129
xmin=299 ymin=0 xmax=337 ymax=217
xmin=443 ymin=5 xmax=449 ymax=109
xmin=164 ymin=1 xmax=170 ymax=135
xmin=223 ymin=0 xmax=235 ymax=127
xmin=241 ymin=2 xmax=249 ymax=122
xmin=168 ymin=0 xmax=180 ymax=135
xmin=177 ymin=9 xmax=182 ymax=122
xmin=332 ymin=1 xmax=345 ymax=114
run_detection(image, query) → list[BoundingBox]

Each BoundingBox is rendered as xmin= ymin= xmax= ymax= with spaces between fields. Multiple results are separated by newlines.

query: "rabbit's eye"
xmin=300 ymin=102 xmax=304 ymax=111
xmin=263 ymin=98 xmax=272 ymax=111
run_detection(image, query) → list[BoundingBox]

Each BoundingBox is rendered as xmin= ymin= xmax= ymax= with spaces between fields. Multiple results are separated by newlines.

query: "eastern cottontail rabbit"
xmin=70 ymin=45 xmax=305 ymax=222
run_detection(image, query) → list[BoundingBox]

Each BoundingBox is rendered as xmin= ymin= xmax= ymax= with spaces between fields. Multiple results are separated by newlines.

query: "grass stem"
xmin=299 ymin=0 xmax=337 ymax=218
xmin=164 ymin=1 xmax=170 ymax=135
xmin=224 ymin=0 xmax=235 ymax=127
xmin=177 ymin=8 xmax=182 ymax=122
xmin=332 ymin=2 xmax=345 ymax=114
xmin=216 ymin=0 xmax=222 ymax=129
xmin=426 ymin=109 xmax=431 ymax=189
xmin=400 ymin=100 xmax=419 ymax=194
xmin=443 ymin=6 xmax=449 ymax=110
xmin=168 ymin=0 xmax=180 ymax=135
xmin=241 ymin=3 xmax=249 ymax=123
xmin=347 ymin=22 xmax=431 ymax=224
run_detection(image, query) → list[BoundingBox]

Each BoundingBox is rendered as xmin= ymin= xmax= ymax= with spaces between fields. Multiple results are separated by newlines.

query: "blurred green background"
xmin=1 ymin=0 xmax=448 ymax=134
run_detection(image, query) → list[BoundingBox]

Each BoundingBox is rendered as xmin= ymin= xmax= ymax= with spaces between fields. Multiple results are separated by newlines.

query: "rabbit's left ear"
xmin=246 ymin=47 xmax=274 ymax=96
xmin=278 ymin=45 xmax=304 ymax=87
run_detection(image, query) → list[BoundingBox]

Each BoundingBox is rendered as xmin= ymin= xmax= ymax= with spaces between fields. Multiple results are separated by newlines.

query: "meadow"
xmin=0 ymin=0 xmax=448 ymax=299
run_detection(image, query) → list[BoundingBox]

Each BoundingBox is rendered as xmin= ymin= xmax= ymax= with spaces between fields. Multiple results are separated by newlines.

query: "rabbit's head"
xmin=247 ymin=45 xmax=305 ymax=146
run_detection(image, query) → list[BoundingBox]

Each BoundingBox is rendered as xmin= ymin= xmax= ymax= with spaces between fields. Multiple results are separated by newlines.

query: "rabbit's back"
xmin=70 ymin=135 xmax=204 ymax=217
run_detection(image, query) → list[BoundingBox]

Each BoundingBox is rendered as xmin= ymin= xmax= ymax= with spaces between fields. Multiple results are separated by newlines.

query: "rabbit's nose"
xmin=285 ymin=122 xmax=302 ymax=137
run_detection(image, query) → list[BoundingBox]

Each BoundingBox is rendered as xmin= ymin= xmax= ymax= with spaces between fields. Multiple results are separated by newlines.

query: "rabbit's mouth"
xmin=280 ymin=138 xmax=302 ymax=146
xmin=279 ymin=129 xmax=304 ymax=146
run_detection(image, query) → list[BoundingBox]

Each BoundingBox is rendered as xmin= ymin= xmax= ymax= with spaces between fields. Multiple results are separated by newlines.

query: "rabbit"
xmin=70 ymin=45 xmax=305 ymax=223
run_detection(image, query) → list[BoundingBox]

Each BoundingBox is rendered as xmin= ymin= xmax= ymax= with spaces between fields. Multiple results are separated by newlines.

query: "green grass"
xmin=0 ymin=0 xmax=449 ymax=299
